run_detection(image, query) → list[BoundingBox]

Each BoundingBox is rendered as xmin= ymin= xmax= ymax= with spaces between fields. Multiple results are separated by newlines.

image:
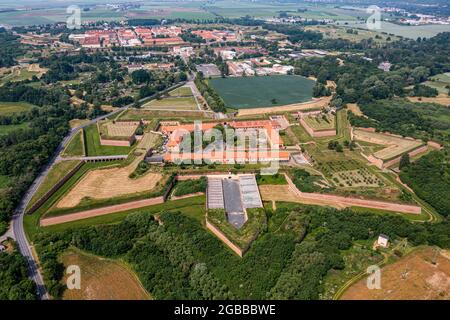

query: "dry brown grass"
xmin=61 ymin=249 xmax=150 ymax=300
xmin=407 ymin=94 xmax=450 ymax=106
xmin=56 ymin=132 xmax=162 ymax=208
xmin=259 ymin=184 xmax=346 ymax=208
xmin=346 ymin=103 xmax=363 ymax=116
xmin=341 ymin=247 xmax=450 ymax=300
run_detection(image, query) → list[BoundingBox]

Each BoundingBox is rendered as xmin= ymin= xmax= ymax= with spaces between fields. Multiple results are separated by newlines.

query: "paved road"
xmin=10 ymin=105 xmax=129 ymax=300
xmin=9 ymin=79 xmax=194 ymax=300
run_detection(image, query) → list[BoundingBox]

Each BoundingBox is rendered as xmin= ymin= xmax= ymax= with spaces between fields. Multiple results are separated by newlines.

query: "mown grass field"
xmin=0 ymin=102 xmax=34 ymax=115
xmin=39 ymin=195 xmax=206 ymax=234
xmin=342 ymin=21 xmax=450 ymax=39
xmin=62 ymin=131 xmax=84 ymax=157
xmin=168 ymin=86 xmax=193 ymax=97
xmin=60 ymin=248 xmax=150 ymax=300
xmin=119 ymin=108 xmax=210 ymax=121
xmin=84 ymin=124 xmax=131 ymax=156
xmin=142 ymin=96 xmax=198 ymax=111
xmin=26 ymin=160 xmax=81 ymax=212
xmin=209 ymin=75 xmax=315 ymax=109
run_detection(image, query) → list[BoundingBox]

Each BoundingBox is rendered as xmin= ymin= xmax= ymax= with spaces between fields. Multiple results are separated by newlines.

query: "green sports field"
xmin=209 ymin=75 xmax=315 ymax=109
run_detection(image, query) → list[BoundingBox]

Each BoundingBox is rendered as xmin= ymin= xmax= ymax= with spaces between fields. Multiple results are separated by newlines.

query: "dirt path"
xmin=41 ymin=197 xmax=164 ymax=226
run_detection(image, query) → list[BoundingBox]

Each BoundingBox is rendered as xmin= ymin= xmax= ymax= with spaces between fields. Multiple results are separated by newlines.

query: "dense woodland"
xmin=0 ymin=28 xmax=23 ymax=68
xmin=0 ymin=247 xmax=36 ymax=300
xmin=400 ymin=152 xmax=450 ymax=217
xmin=34 ymin=204 xmax=449 ymax=299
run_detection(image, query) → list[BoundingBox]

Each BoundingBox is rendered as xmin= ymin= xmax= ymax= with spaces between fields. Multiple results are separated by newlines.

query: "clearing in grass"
xmin=209 ymin=75 xmax=315 ymax=109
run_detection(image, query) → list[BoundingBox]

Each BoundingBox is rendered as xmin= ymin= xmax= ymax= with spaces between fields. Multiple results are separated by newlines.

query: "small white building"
xmin=377 ymin=234 xmax=389 ymax=248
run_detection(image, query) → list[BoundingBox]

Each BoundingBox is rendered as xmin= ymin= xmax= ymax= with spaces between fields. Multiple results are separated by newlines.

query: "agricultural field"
xmin=60 ymin=249 xmax=150 ymax=300
xmin=204 ymin=2 xmax=364 ymax=20
xmin=62 ymin=131 xmax=84 ymax=157
xmin=353 ymin=129 xmax=423 ymax=161
xmin=55 ymin=156 xmax=163 ymax=209
xmin=209 ymin=75 xmax=315 ymax=109
xmin=341 ymin=21 xmax=450 ymax=39
xmin=168 ymin=86 xmax=193 ymax=97
xmin=305 ymin=25 xmax=399 ymax=43
xmin=341 ymin=247 xmax=450 ymax=300
xmin=303 ymin=113 xmax=335 ymax=131
xmin=0 ymin=102 xmax=34 ymax=115
xmin=27 ymin=160 xmax=81 ymax=211
xmin=84 ymin=124 xmax=131 ymax=156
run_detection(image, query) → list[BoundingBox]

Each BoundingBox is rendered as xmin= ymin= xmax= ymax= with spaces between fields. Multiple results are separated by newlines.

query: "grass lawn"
xmin=84 ymin=124 xmax=131 ymax=156
xmin=119 ymin=109 xmax=211 ymax=121
xmin=26 ymin=160 xmax=81 ymax=212
xmin=62 ymin=131 xmax=84 ymax=157
xmin=38 ymin=196 xmax=206 ymax=235
xmin=0 ymin=122 xmax=29 ymax=136
xmin=60 ymin=248 xmax=150 ymax=300
xmin=256 ymin=173 xmax=287 ymax=185
xmin=0 ymin=102 xmax=34 ymax=115
xmin=209 ymin=75 xmax=315 ymax=109
xmin=422 ymin=73 xmax=450 ymax=95
xmin=142 ymin=96 xmax=198 ymax=110
xmin=168 ymin=86 xmax=193 ymax=97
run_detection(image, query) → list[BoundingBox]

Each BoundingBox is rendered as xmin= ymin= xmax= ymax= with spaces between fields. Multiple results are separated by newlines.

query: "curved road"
xmin=11 ymin=105 xmax=129 ymax=300
xmin=9 ymin=79 xmax=189 ymax=300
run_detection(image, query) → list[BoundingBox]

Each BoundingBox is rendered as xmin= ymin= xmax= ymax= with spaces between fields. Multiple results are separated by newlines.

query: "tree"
xmin=399 ymin=153 xmax=410 ymax=170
